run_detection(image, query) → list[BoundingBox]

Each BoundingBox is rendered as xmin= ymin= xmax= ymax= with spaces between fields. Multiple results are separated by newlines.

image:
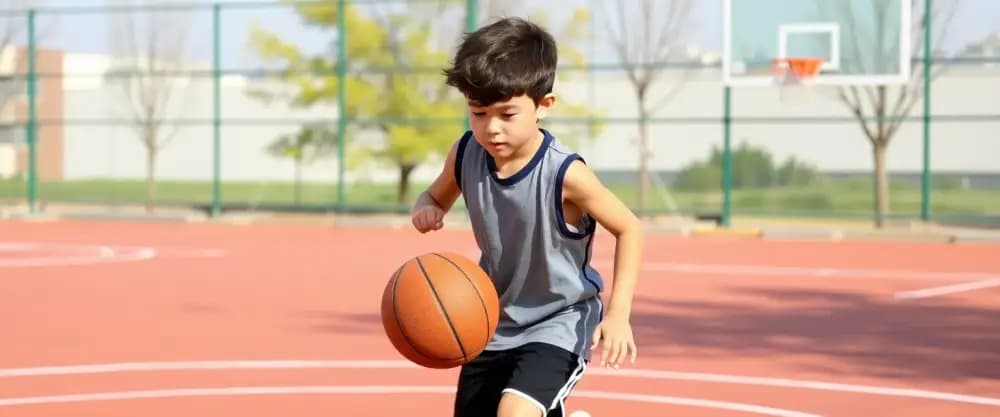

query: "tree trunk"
xmin=145 ymin=142 xmax=156 ymax=214
xmin=398 ymin=163 xmax=416 ymax=204
xmin=635 ymin=88 xmax=650 ymax=216
xmin=294 ymin=156 xmax=303 ymax=206
xmin=872 ymin=142 xmax=890 ymax=228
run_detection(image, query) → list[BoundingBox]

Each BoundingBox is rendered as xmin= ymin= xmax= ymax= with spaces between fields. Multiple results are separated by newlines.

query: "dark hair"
xmin=443 ymin=17 xmax=558 ymax=106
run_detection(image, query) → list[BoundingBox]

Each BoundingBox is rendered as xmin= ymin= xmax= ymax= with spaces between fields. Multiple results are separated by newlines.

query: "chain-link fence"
xmin=0 ymin=0 xmax=997 ymax=227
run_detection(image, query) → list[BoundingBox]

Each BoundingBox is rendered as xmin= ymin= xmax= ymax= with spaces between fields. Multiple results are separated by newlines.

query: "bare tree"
xmin=107 ymin=0 xmax=192 ymax=213
xmin=825 ymin=0 xmax=958 ymax=227
xmin=265 ymin=124 xmax=336 ymax=206
xmin=601 ymin=0 xmax=695 ymax=215
xmin=0 ymin=1 xmax=31 ymax=117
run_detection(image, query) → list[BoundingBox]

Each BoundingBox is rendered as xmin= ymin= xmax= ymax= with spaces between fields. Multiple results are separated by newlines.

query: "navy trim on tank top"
xmin=582 ymin=231 xmax=601 ymax=294
xmin=454 ymin=131 xmax=472 ymax=190
xmin=554 ymin=153 xmax=589 ymax=240
xmin=486 ymin=129 xmax=553 ymax=186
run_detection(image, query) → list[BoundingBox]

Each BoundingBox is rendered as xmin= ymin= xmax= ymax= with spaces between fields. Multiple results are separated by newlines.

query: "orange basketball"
xmin=381 ymin=252 xmax=500 ymax=369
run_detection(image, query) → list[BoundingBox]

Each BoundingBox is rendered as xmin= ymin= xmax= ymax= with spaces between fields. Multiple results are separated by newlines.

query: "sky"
xmin=10 ymin=0 xmax=1000 ymax=70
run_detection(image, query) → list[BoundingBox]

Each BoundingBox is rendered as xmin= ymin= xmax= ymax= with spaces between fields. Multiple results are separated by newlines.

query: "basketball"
xmin=381 ymin=252 xmax=500 ymax=369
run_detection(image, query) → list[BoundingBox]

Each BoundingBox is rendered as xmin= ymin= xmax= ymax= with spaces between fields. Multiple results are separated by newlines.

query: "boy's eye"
xmin=471 ymin=111 xmax=486 ymax=116
xmin=503 ymin=113 xmax=517 ymax=118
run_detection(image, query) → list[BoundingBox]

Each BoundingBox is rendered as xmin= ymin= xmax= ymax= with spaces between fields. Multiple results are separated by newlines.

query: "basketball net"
xmin=772 ymin=57 xmax=822 ymax=103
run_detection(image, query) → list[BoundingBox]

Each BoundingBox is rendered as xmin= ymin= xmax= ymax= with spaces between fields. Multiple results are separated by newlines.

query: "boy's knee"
xmin=498 ymin=392 xmax=546 ymax=417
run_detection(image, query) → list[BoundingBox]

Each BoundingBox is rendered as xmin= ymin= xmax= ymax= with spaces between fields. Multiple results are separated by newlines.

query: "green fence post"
xmin=336 ymin=0 xmax=347 ymax=210
xmin=920 ymin=0 xmax=932 ymax=222
xmin=721 ymin=86 xmax=733 ymax=228
xmin=463 ymin=0 xmax=476 ymax=131
xmin=465 ymin=0 xmax=477 ymax=34
xmin=26 ymin=9 xmax=37 ymax=214
xmin=212 ymin=3 xmax=222 ymax=217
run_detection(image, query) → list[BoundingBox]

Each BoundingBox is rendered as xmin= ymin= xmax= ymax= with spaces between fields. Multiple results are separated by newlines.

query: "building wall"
xmin=58 ymin=60 xmax=1000 ymax=184
xmin=12 ymin=46 xmax=64 ymax=181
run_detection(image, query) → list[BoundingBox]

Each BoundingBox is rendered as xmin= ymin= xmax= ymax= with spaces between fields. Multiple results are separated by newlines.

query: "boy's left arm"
xmin=561 ymin=159 xmax=643 ymax=368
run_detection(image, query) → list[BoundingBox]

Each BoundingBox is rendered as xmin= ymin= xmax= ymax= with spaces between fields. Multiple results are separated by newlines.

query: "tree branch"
xmin=109 ymin=0 xmax=191 ymax=153
xmin=884 ymin=0 xmax=962 ymax=140
xmin=601 ymin=0 xmax=639 ymax=87
xmin=603 ymin=0 xmax=693 ymax=101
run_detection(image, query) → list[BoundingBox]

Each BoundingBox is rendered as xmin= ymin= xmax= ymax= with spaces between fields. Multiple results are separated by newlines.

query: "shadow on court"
xmin=298 ymin=310 xmax=383 ymax=334
xmin=629 ymin=287 xmax=1000 ymax=381
xmin=293 ymin=286 xmax=1000 ymax=382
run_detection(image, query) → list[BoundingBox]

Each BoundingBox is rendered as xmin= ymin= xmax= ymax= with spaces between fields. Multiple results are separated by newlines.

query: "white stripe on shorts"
xmin=549 ymin=355 xmax=587 ymax=411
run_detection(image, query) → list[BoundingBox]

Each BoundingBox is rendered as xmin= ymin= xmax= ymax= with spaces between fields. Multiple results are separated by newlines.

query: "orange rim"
xmin=772 ymin=57 xmax=823 ymax=79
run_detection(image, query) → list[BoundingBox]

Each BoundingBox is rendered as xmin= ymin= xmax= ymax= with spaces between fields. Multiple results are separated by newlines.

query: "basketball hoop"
xmin=771 ymin=57 xmax=823 ymax=102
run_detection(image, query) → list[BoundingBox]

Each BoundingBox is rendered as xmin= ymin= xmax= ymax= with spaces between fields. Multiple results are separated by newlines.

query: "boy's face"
xmin=467 ymin=93 xmax=555 ymax=160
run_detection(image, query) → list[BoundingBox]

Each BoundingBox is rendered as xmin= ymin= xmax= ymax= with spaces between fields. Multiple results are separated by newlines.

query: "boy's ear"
xmin=535 ymin=93 xmax=557 ymax=120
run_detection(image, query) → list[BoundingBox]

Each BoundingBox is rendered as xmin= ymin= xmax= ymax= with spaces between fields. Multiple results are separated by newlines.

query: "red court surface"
xmin=2 ymin=220 xmax=999 ymax=416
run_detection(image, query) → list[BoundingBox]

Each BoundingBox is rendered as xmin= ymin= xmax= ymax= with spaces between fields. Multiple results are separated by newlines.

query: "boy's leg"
xmin=499 ymin=343 xmax=587 ymax=417
xmin=454 ymin=349 xmax=516 ymax=417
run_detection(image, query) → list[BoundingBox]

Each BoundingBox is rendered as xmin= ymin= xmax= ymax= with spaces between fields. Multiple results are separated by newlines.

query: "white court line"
xmin=0 ymin=385 xmax=822 ymax=416
xmin=590 ymin=368 xmax=1000 ymax=407
xmin=150 ymin=247 xmax=225 ymax=258
xmin=1 ymin=360 xmax=997 ymax=407
xmin=0 ymin=246 xmax=155 ymax=268
xmin=0 ymin=243 xmax=34 ymax=251
xmin=590 ymin=260 xmax=1000 ymax=282
xmin=894 ymin=277 xmax=1000 ymax=300
xmin=98 ymin=246 xmax=115 ymax=258
xmin=0 ymin=242 xmax=103 ymax=256
xmin=0 ymin=360 xmax=407 ymax=377
xmin=0 ymin=242 xmax=224 ymax=268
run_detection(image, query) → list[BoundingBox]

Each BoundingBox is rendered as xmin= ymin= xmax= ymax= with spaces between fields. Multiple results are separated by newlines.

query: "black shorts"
xmin=453 ymin=342 xmax=587 ymax=417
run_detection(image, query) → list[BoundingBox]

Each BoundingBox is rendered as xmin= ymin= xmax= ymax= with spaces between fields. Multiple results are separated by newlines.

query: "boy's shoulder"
xmin=546 ymin=134 xmax=581 ymax=159
xmin=452 ymin=128 xmax=589 ymax=170
xmin=541 ymin=130 xmax=591 ymax=171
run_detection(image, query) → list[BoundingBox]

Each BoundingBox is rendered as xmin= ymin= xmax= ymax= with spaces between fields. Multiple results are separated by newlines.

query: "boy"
xmin=410 ymin=17 xmax=643 ymax=417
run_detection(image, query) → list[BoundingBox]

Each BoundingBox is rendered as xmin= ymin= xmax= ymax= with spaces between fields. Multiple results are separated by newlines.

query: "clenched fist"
xmin=411 ymin=204 xmax=445 ymax=233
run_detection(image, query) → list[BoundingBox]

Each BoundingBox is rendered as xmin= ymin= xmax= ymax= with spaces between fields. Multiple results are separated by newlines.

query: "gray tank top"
xmin=455 ymin=128 xmax=604 ymax=359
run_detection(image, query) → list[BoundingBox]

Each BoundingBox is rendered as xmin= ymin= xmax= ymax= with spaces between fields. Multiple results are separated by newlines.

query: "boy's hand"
xmin=591 ymin=313 xmax=637 ymax=368
xmin=411 ymin=205 xmax=445 ymax=233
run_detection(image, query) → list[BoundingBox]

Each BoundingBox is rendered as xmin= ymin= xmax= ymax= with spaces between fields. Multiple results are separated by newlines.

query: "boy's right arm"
xmin=411 ymin=139 xmax=463 ymax=233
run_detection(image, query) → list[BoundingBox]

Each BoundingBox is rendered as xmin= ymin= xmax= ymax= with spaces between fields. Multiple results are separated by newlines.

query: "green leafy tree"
xmin=250 ymin=2 xmax=603 ymax=204
xmin=249 ymin=1 xmax=463 ymax=204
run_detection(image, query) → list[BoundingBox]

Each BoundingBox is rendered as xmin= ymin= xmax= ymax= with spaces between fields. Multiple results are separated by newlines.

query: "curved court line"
xmin=0 ymin=242 xmax=104 ymax=256
xmin=0 ymin=242 xmax=223 ymax=268
xmin=0 ymin=385 xmax=822 ymax=417
xmin=0 ymin=360 xmax=408 ymax=377
xmin=0 ymin=245 xmax=155 ymax=268
xmin=588 ymin=368 xmax=1000 ymax=407
xmin=1 ymin=360 xmax=997 ymax=407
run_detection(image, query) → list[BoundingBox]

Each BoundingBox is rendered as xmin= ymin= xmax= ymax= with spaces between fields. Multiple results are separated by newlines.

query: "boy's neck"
xmin=492 ymin=129 xmax=545 ymax=173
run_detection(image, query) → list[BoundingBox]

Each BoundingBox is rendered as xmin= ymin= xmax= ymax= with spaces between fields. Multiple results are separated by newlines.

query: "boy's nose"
xmin=486 ymin=117 xmax=503 ymax=134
